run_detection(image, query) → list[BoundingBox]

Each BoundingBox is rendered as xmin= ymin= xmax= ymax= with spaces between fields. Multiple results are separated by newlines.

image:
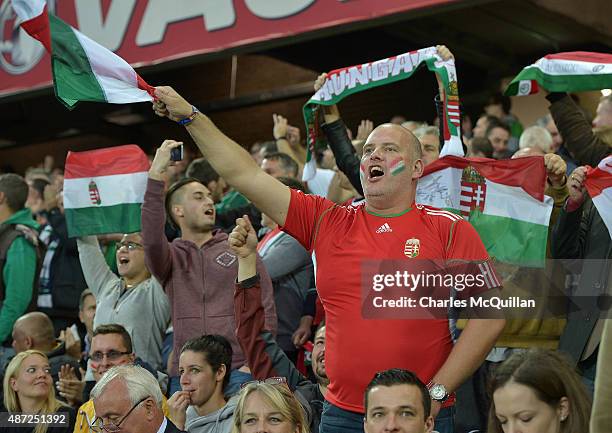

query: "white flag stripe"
xmin=447 ymin=104 xmax=459 ymax=110
xmin=483 ymin=180 xmax=553 ymax=226
xmin=72 ymin=27 xmax=152 ymax=103
xmin=517 ymin=80 xmax=533 ymax=96
xmin=64 ymin=172 xmax=148 ymax=209
xmin=592 ymin=190 xmax=612 ymax=236
xmin=416 ymin=167 xmax=463 ymax=209
xmin=11 ymin=0 xmax=45 ymax=22
xmin=532 ymin=58 xmax=612 ymax=76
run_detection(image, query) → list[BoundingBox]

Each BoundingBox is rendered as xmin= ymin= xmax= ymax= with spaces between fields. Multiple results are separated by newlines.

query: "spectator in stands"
xmin=91 ymin=365 xmax=182 ymax=433
xmin=261 ymin=152 xmax=299 ymax=179
xmin=77 ymin=233 xmax=170 ymax=372
xmin=551 ymin=165 xmax=611 ymax=395
xmin=73 ymin=324 xmax=171 ymax=432
xmin=486 ymin=119 xmax=512 ymax=160
xmin=187 ymin=158 xmax=249 ymax=215
xmin=518 ymin=126 xmax=553 ymax=154
xmin=257 ymin=178 xmax=314 ymax=362
xmin=413 ymin=126 xmax=440 ymax=166
xmin=230 ymin=215 xmax=327 ymax=433
xmin=0 ymin=173 xmax=41 ymax=370
xmin=467 ymin=137 xmax=493 ymax=158
xmin=273 ymin=114 xmax=308 ymax=166
xmin=472 ymin=114 xmax=498 ymax=139
xmin=143 ymin=141 xmax=276 ymax=396
xmin=390 ymin=115 xmax=407 ymax=125
xmin=250 ymin=142 xmax=264 ymax=166
xmin=11 ymin=312 xmax=80 ymax=386
xmin=37 ymin=182 xmax=87 ymax=332
xmin=152 ymin=79 xmax=506 ymax=433
xmin=232 ymin=381 xmax=308 ymax=433
xmin=3 ymin=350 xmax=75 ymax=432
xmin=487 ymin=349 xmax=591 ymax=433
xmin=545 ymin=92 xmax=611 ymax=167
xmin=77 ymin=290 xmax=96 ymax=360
xmin=484 ymin=92 xmax=523 ymax=151
xmin=258 ymin=141 xmax=278 ymax=161
xmin=593 ymin=93 xmax=612 ymax=129
xmin=167 ymin=335 xmax=234 ymax=433
xmin=364 ymin=369 xmax=434 ymax=433
xmin=537 ymin=114 xmax=577 ymax=176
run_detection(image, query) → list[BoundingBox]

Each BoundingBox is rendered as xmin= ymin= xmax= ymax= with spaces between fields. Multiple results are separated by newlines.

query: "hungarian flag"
xmin=416 ymin=156 xmax=553 ymax=266
xmin=11 ymin=0 xmax=154 ymax=108
xmin=585 ymin=155 xmax=612 ymax=237
xmin=63 ymin=145 xmax=150 ymax=237
xmin=505 ymin=52 xmax=612 ymax=96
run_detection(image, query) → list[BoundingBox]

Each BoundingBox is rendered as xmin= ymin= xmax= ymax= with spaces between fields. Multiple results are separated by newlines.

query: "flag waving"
xmin=585 ymin=155 xmax=612 ymax=237
xmin=505 ymin=52 xmax=612 ymax=96
xmin=11 ymin=0 xmax=154 ymax=109
xmin=63 ymin=145 xmax=150 ymax=237
xmin=416 ymin=156 xmax=553 ymax=266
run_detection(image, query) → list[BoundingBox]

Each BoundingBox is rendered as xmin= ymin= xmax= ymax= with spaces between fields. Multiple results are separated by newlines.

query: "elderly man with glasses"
xmin=77 ymin=233 xmax=170 ymax=372
xmin=73 ymin=324 xmax=174 ymax=433
xmin=91 ymin=364 xmax=184 ymax=433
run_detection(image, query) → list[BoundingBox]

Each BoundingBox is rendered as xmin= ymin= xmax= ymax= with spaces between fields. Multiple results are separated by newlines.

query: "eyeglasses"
xmin=91 ymin=396 xmax=149 ymax=433
xmin=117 ymin=241 xmax=143 ymax=251
xmin=240 ymin=377 xmax=288 ymax=389
xmin=89 ymin=350 xmax=131 ymax=362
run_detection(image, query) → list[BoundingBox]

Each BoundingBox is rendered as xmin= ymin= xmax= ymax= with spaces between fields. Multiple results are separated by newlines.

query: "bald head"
xmin=512 ymin=147 xmax=545 ymax=159
xmin=368 ymin=124 xmax=423 ymax=162
xmin=12 ymin=312 xmax=55 ymax=353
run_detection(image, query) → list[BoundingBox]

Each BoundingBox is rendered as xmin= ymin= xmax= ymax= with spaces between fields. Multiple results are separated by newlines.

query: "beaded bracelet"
xmin=177 ymin=106 xmax=199 ymax=126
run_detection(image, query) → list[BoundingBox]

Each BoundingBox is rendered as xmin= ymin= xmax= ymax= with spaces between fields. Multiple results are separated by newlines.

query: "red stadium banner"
xmin=0 ymin=0 xmax=459 ymax=98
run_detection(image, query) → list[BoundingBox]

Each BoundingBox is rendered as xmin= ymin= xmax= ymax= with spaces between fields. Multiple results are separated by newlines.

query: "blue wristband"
xmin=177 ymin=106 xmax=199 ymax=126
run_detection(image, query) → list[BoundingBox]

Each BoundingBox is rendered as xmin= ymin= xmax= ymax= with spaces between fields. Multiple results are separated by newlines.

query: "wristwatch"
xmin=427 ymin=382 xmax=449 ymax=403
xmin=177 ymin=105 xmax=199 ymax=126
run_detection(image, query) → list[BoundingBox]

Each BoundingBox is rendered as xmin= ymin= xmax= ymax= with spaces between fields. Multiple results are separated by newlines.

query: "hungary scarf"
xmin=505 ymin=52 xmax=612 ymax=96
xmin=12 ymin=0 xmax=154 ymax=108
xmin=302 ymin=46 xmax=463 ymax=181
xmin=416 ymin=156 xmax=554 ymax=267
xmin=64 ymin=145 xmax=150 ymax=237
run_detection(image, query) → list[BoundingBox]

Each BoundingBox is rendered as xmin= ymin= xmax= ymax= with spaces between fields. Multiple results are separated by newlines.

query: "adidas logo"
xmin=376 ymin=223 xmax=393 ymax=233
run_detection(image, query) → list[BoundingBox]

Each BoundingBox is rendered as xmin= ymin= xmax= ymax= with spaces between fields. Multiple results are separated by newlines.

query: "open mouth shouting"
xmin=368 ymin=165 xmax=385 ymax=182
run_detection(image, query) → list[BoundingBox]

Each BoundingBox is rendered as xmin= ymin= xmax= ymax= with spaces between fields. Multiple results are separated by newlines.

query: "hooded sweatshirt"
xmin=185 ymin=395 xmax=238 ymax=433
xmin=0 ymin=208 xmax=39 ymax=342
xmin=142 ymin=178 xmax=277 ymax=377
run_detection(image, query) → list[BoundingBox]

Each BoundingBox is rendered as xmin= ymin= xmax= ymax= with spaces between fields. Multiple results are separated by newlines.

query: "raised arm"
xmin=229 ymin=216 xmax=309 ymax=390
xmin=153 ymin=88 xmax=291 ymax=226
xmin=76 ymin=236 xmax=119 ymax=298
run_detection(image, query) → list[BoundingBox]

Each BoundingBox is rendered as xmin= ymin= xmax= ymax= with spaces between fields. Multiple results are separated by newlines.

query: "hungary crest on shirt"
xmin=404 ymin=238 xmax=420 ymax=258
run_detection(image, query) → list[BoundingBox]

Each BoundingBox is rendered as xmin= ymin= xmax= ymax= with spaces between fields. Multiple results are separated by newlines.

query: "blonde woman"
xmin=3 ymin=350 xmax=75 ymax=433
xmin=232 ymin=381 xmax=308 ymax=433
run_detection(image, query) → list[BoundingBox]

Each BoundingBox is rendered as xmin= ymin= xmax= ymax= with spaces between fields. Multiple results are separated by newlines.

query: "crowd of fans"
xmin=0 ymin=45 xmax=610 ymax=433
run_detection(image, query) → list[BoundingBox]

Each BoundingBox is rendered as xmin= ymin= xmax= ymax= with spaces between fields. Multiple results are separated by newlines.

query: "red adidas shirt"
xmin=282 ymin=189 xmax=493 ymax=413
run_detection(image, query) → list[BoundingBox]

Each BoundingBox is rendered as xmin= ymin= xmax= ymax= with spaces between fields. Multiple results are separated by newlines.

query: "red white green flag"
xmin=416 ymin=156 xmax=553 ymax=266
xmin=63 ymin=145 xmax=150 ymax=237
xmin=585 ymin=155 xmax=612 ymax=238
xmin=11 ymin=0 xmax=154 ymax=109
xmin=302 ymin=46 xmax=463 ymax=181
xmin=505 ymin=52 xmax=612 ymax=96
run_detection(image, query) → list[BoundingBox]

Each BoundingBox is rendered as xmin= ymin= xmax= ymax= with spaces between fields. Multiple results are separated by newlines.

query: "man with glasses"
xmin=91 ymin=364 xmax=184 ymax=433
xmin=74 ymin=324 xmax=173 ymax=433
xmin=77 ymin=233 xmax=170 ymax=372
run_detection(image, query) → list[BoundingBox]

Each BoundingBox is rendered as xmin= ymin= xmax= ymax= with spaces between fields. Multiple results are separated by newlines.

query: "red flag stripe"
xmin=64 ymin=145 xmax=150 ymax=179
xmin=422 ymin=155 xmax=547 ymax=202
xmin=18 ymin=4 xmax=51 ymax=52
xmin=544 ymin=52 xmax=612 ymax=64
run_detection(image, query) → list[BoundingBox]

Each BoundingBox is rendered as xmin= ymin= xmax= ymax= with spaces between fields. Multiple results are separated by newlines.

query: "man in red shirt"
xmin=151 ymin=86 xmax=505 ymax=433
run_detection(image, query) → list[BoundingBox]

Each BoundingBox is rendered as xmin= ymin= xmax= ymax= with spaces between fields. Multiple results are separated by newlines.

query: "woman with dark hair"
xmin=488 ymin=349 xmax=591 ymax=433
xmin=3 ymin=350 xmax=75 ymax=433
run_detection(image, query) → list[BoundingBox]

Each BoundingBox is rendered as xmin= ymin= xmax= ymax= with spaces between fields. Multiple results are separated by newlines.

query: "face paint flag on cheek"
xmin=389 ymin=158 xmax=406 ymax=176
xmin=360 ymin=163 xmax=367 ymax=181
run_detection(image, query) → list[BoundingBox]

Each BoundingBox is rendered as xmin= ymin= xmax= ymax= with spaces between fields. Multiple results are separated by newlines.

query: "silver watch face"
xmin=430 ymin=384 xmax=447 ymax=400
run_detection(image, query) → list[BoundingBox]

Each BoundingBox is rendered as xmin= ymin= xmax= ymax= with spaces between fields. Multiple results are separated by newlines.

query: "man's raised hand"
xmin=544 ymin=153 xmax=567 ymax=187
xmin=153 ymin=86 xmax=193 ymax=122
xmin=149 ymin=140 xmax=183 ymax=181
xmin=228 ymin=215 xmax=258 ymax=259
xmin=273 ymin=114 xmax=289 ymax=140
xmin=568 ymin=166 xmax=588 ymax=206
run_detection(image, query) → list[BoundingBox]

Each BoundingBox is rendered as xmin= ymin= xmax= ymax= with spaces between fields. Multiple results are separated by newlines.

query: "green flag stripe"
xmin=65 ymin=203 xmax=142 ymax=237
xmin=506 ymin=67 xmax=612 ymax=95
xmin=49 ymin=14 xmax=106 ymax=108
xmin=469 ymin=212 xmax=548 ymax=267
